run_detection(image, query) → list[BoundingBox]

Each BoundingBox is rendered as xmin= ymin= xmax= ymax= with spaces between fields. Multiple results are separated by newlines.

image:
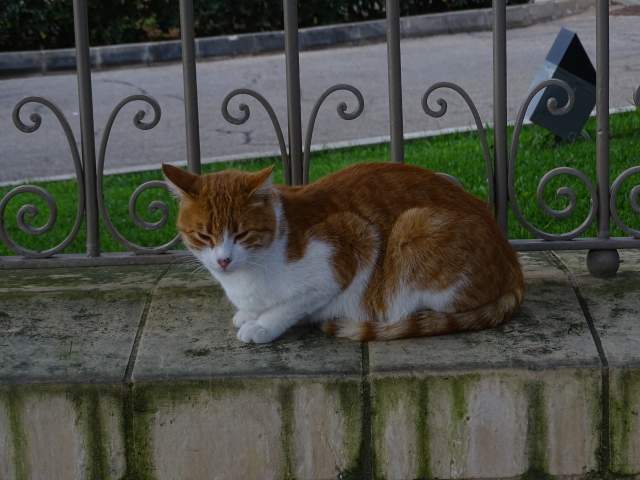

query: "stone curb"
xmin=0 ymin=0 xmax=591 ymax=77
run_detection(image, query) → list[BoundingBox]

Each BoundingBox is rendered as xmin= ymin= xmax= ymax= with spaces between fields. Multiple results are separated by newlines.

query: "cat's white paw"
xmin=232 ymin=310 xmax=258 ymax=328
xmin=237 ymin=322 xmax=278 ymax=344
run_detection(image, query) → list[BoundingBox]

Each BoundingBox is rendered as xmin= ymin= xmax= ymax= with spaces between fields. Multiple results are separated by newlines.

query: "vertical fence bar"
xmin=492 ymin=0 xmax=508 ymax=233
xmin=585 ymin=0 xmax=619 ymax=277
xmin=596 ymin=0 xmax=610 ymax=239
xmin=386 ymin=0 xmax=404 ymax=163
xmin=73 ymin=0 xmax=99 ymax=257
xmin=284 ymin=0 xmax=303 ymax=185
xmin=179 ymin=0 xmax=202 ymax=174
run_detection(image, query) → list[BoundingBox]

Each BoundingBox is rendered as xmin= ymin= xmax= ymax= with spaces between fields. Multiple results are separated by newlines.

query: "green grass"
xmin=1 ymin=110 xmax=639 ymax=256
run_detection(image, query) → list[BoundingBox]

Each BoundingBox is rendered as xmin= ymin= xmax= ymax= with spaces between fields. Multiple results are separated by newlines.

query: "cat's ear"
xmin=248 ymin=166 xmax=274 ymax=197
xmin=162 ymin=164 xmax=200 ymax=198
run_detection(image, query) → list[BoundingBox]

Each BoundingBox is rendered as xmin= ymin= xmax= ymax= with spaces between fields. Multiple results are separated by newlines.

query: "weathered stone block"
xmin=0 ymin=386 xmax=126 ymax=480
xmin=372 ymin=369 xmax=600 ymax=479
xmin=130 ymin=379 xmax=363 ymax=480
xmin=556 ymin=249 xmax=640 ymax=476
xmin=610 ymin=369 xmax=640 ymax=475
xmin=369 ymin=252 xmax=602 ymax=478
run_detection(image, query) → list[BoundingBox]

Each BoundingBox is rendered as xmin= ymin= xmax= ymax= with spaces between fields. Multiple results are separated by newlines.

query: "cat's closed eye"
xmin=234 ymin=231 xmax=250 ymax=243
xmin=195 ymin=231 xmax=216 ymax=245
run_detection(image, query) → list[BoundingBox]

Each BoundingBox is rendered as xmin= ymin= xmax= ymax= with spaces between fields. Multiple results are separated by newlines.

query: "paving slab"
xmin=132 ymin=263 xmax=364 ymax=381
xmin=555 ymin=249 xmax=640 ymax=476
xmin=0 ymin=265 xmax=166 ymax=384
xmin=369 ymin=251 xmax=603 ymax=479
xmin=0 ymin=289 xmax=147 ymax=384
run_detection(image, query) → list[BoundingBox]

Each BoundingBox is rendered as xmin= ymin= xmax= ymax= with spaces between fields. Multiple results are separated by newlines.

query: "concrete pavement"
xmin=1 ymin=6 xmax=639 ymax=184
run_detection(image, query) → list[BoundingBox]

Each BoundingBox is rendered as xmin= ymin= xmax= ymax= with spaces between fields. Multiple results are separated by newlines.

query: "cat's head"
xmin=162 ymin=164 xmax=277 ymax=274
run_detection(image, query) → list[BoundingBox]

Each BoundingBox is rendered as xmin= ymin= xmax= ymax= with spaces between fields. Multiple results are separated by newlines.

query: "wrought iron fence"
xmin=0 ymin=0 xmax=639 ymax=276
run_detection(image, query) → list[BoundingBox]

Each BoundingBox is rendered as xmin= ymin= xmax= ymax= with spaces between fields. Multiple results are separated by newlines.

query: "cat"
xmin=162 ymin=162 xmax=524 ymax=344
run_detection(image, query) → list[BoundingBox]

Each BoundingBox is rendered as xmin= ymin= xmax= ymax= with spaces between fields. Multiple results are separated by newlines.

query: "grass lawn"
xmin=1 ymin=110 xmax=639 ymax=257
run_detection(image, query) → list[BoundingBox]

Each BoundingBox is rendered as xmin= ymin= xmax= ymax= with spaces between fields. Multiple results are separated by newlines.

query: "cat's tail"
xmin=322 ymin=287 xmax=523 ymax=342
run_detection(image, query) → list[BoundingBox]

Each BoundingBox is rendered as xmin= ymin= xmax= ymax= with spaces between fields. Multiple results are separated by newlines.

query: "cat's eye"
xmin=234 ymin=231 xmax=250 ymax=243
xmin=196 ymin=231 xmax=215 ymax=245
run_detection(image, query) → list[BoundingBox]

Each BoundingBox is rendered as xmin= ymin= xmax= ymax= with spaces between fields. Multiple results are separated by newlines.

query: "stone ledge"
xmin=0 ymin=250 xmax=639 ymax=479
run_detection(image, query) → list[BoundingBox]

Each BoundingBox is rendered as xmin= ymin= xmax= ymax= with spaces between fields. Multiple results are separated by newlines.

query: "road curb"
xmin=0 ymin=0 xmax=591 ymax=76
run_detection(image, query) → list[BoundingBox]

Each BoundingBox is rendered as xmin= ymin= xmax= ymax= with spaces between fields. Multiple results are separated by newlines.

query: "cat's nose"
xmin=217 ymin=257 xmax=232 ymax=270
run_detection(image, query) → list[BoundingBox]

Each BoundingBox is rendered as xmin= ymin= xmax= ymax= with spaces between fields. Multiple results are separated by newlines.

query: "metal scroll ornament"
xmin=222 ymin=89 xmax=290 ymax=183
xmin=97 ymin=95 xmax=181 ymax=253
xmin=609 ymin=86 xmax=640 ymax=237
xmin=303 ymin=84 xmax=364 ymax=183
xmin=508 ymin=79 xmax=599 ymax=240
xmin=222 ymin=84 xmax=364 ymax=185
xmin=0 ymin=97 xmax=85 ymax=257
xmin=421 ymin=82 xmax=495 ymax=207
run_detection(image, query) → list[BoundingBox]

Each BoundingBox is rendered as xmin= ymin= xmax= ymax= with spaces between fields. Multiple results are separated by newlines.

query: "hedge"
xmin=0 ymin=0 xmax=528 ymax=52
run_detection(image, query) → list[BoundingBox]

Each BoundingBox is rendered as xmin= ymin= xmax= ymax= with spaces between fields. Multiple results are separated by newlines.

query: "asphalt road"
xmin=1 ymin=7 xmax=639 ymax=184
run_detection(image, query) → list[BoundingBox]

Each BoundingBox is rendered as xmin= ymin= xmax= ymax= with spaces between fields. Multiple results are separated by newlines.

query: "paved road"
xmin=1 ymin=7 xmax=639 ymax=184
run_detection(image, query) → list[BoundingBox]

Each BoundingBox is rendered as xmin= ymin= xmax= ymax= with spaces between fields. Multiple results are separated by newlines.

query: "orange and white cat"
xmin=163 ymin=162 xmax=523 ymax=344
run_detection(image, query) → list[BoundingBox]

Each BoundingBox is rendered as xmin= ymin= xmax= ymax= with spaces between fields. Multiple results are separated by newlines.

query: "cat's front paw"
xmin=237 ymin=322 xmax=278 ymax=344
xmin=232 ymin=310 xmax=258 ymax=328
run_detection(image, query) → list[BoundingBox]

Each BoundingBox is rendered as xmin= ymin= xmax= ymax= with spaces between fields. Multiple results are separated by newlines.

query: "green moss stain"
xmin=450 ymin=377 xmax=468 ymax=424
xmin=523 ymin=381 xmax=552 ymax=480
xmin=121 ymin=385 xmax=156 ymax=480
xmin=415 ymin=380 xmax=431 ymax=480
xmin=87 ymin=391 xmax=110 ymax=480
xmin=278 ymin=383 xmax=295 ymax=480
xmin=326 ymin=380 xmax=365 ymax=478
xmin=6 ymin=389 xmax=28 ymax=480
xmin=371 ymin=377 xmax=430 ymax=480
xmin=68 ymin=389 xmax=110 ymax=480
xmin=610 ymin=369 xmax=640 ymax=474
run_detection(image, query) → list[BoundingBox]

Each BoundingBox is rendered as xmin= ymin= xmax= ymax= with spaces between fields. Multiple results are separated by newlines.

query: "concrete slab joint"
xmin=0 ymin=250 xmax=639 ymax=479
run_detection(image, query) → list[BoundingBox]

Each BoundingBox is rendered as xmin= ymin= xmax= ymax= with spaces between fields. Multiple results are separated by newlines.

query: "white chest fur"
xmin=214 ymin=237 xmax=339 ymax=316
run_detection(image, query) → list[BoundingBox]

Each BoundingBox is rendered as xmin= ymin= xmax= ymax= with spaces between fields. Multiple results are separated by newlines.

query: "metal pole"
xmin=283 ymin=0 xmax=303 ymax=185
xmin=596 ymin=0 xmax=609 ymax=239
xmin=586 ymin=0 xmax=619 ymax=278
xmin=492 ymin=0 xmax=508 ymax=232
xmin=73 ymin=0 xmax=99 ymax=257
xmin=179 ymin=0 xmax=202 ymax=173
xmin=386 ymin=0 xmax=404 ymax=163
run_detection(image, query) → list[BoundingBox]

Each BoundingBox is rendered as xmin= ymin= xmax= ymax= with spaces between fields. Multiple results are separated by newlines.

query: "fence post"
xmin=492 ymin=0 xmax=508 ymax=233
xmin=179 ymin=0 xmax=202 ymax=174
xmin=587 ymin=0 xmax=620 ymax=277
xmin=72 ymin=0 xmax=99 ymax=257
xmin=386 ymin=0 xmax=404 ymax=164
xmin=283 ymin=0 xmax=303 ymax=185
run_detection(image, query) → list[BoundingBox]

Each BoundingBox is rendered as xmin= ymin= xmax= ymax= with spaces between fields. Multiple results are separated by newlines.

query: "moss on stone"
xmin=524 ymin=381 xmax=550 ymax=479
xmin=278 ymin=383 xmax=296 ymax=480
xmin=327 ymin=379 xmax=364 ymax=477
xmin=5 ymin=388 xmax=27 ymax=480
xmin=68 ymin=388 xmax=110 ymax=480
xmin=415 ymin=379 xmax=431 ymax=480
xmin=450 ymin=377 xmax=468 ymax=425
xmin=121 ymin=385 xmax=156 ymax=480
xmin=610 ymin=369 xmax=640 ymax=474
xmin=371 ymin=376 xmax=429 ymax=480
